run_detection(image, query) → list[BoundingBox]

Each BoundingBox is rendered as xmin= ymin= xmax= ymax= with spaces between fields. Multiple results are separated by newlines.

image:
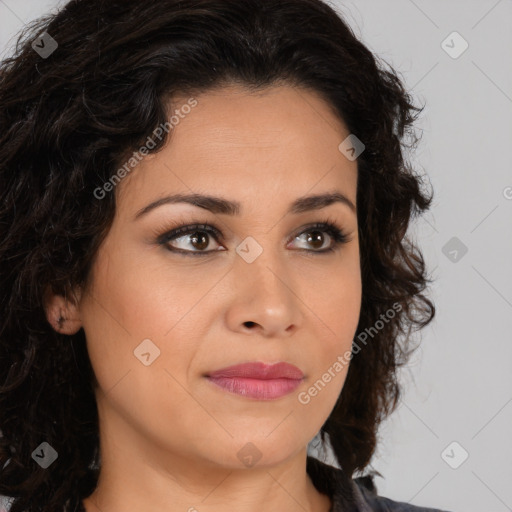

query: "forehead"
xmin=116 ymin=84 xmax=358 ymax=215
xmin=170 ymin=83 xmax=349 ymax=153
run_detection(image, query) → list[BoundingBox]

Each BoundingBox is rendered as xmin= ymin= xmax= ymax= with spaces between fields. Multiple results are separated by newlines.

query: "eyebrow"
xmin=133 ymin=190 xmax=356 ymax=220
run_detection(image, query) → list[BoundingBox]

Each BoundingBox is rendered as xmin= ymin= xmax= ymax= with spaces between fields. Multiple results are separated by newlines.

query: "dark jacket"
xmin=306 ymin=456 xmax=451 ymax=512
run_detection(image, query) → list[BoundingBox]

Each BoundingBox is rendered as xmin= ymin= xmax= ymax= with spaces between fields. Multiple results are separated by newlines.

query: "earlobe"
xmin=43 ymin=285 xmax=83 ymax=335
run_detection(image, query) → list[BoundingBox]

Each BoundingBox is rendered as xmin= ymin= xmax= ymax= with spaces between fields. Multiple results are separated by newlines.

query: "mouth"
xmin=205 ymin=361 xmax=305 ymax=400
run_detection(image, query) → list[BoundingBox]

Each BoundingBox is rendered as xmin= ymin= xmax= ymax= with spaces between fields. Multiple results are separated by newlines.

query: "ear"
xmin=43 ymin=285 xmax=83 ymax=335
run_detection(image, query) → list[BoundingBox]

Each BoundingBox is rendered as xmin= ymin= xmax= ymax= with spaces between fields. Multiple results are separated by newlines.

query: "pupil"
xmin=308 ymin=231 xmax=324 ymax=249
xmin=191 ymin=232 xmax=209 ymax=250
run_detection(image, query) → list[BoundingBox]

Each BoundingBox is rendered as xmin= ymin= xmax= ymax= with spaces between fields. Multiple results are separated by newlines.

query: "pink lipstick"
xmin=205 ymin=361 xmax=304 ymax=400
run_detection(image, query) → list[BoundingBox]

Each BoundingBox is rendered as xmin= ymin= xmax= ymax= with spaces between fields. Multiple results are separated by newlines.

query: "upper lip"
xmin=206 ymin=362 xmax=304 ymax=380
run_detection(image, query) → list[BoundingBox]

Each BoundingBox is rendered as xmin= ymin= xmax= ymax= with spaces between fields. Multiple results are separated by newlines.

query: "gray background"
xmin=1 ymin=1 xmax=511 ymax=511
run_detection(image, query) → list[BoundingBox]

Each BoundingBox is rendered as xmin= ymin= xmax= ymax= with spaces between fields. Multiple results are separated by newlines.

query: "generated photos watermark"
xmin=93 ymin=97 xmax=198 ymax=200
xmin=298 ymin=302 xmax=402 ymax=405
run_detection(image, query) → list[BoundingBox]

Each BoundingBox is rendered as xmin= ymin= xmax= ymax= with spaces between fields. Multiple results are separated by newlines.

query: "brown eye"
xmin=159 ymin=224 xmax=223 ymax=255
xmin=301 ymin=230 xmax=328 ymax=250
xmin=290 ymin=222 xmax=350 ymax=253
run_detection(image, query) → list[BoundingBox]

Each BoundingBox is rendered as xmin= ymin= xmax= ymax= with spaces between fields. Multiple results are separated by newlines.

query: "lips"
xmin=205 ymin=361 xmax=305 ymax=400
xmin=206 ymin=361 xmax=304 ymax=380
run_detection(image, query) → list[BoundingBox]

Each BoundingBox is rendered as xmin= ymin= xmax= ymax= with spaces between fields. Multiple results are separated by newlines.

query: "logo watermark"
xmin=93 ymin=98 xmax=198 ymax=200
xmin=298 ymin=302 xmax=402 ymax=404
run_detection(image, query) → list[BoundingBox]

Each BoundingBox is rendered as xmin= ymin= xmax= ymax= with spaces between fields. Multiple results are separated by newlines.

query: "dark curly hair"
xmin=0 ymin=0 xmax=435 ymax=510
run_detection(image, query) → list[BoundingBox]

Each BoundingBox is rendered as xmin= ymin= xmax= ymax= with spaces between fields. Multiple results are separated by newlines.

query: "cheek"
xmin=79 ymin=259 xmax=199 ymax=439
xmin=83 ymin=240 xmax=198 ymax=340
xmin=80 ymin=243 xmax=212 ymax=397
xmin=293 ymin=268 xmax=361 ymax=417
xmin=304 ymin=260 xmax=362 ymax=342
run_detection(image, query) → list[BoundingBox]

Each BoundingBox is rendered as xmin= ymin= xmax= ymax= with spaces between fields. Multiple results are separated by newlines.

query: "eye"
xmin=158 ymin=224 xmax=224 ymax=255
xmin=289 ymin=222 xmax=350 ymax=253
xmin=156 ymin=219 xmax=351 ymax=257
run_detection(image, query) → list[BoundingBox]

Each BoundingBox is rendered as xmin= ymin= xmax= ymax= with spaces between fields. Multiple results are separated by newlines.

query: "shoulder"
xmin=352 ymin=476 xmax=452 ymax=512
xmin=305 ymin=456 xmax=452 ymax=512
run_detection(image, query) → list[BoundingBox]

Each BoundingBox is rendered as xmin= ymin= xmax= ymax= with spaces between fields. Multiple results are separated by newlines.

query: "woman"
xmin=0 ymin=1 xmax=445 ymax=511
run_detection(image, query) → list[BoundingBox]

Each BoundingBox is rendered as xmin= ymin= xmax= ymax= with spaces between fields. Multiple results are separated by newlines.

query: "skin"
xmin=44 ymin=84 xmax=362 ymax=512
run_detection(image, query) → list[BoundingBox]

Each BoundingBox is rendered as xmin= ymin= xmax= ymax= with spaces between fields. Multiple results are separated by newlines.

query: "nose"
xmin=225 ymin=245 xmax=304 ymax=338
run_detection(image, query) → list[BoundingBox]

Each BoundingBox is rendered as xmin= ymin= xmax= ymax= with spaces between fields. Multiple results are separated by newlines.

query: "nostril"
xmin=244 ymin=321 xmax=257 ymax=328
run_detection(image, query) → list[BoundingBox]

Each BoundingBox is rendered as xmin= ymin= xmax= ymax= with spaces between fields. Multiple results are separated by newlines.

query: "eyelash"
xmin=155 ymin=216 xmax=351 ymax=257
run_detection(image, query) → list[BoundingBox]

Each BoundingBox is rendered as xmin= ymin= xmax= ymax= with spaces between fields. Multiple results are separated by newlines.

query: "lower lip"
xmin=206 ymin=376 xmax=303 ymax=400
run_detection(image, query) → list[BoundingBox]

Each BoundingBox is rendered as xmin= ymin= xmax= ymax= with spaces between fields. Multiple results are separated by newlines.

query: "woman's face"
xmin=71 ymin=84 xmax=361 ymax=470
